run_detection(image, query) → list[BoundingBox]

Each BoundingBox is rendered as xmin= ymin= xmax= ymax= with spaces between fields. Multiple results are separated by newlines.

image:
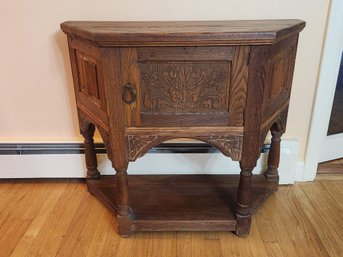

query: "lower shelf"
xmin=87 ymin=174 xmax=277 ymax=234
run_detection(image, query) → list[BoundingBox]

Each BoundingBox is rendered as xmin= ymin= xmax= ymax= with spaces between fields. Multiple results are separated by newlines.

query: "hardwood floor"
xmin=0 ymin=178 xmax=342 ymax=257
xmin=318 ymin=158 xmax=343 ymax=174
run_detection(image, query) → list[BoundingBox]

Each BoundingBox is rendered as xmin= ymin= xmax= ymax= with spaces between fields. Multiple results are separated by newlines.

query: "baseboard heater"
xmin=0 ymin=142 xmax=303 ymax=184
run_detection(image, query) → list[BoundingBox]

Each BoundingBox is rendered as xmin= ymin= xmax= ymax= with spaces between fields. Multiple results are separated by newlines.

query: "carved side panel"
xmin=139 ymin=62 xmax=230 ymax=113
xmin=262 ymin=35 xmax=298 ymax=113
xmin=269 ymin=51 xmax=293 ymax=99
xmin=75 ymin=51 xmax=101 ymax=101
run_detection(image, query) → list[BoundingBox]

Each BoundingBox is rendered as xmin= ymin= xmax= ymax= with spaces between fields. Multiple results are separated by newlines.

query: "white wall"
xmin=0 ymin=0 xmax=330 ymax=160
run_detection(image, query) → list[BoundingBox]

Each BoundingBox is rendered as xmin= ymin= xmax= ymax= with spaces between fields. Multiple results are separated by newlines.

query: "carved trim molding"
xmin=127 ymin=133 xmax=243 ymax=161
xmin=203 ymin=134 xmax=243 ymax=161
xmin=128 ymin=135 xmax=159 ymax=160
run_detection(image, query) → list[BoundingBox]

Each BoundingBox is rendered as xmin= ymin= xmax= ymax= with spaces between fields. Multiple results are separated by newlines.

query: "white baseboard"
xmin=295 ymin=161 xmax=306 ymax=182
xmin=0 ymin=139 xmax=304 ymax=184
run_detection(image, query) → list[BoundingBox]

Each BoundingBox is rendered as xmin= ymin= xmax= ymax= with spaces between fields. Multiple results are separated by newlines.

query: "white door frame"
xmin=303 ymin=0 xmax=343 ymax=181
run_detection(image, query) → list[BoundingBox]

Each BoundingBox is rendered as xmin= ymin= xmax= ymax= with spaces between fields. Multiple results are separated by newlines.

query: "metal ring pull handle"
xmin=122 ymin=83 xmax=136 ymax=104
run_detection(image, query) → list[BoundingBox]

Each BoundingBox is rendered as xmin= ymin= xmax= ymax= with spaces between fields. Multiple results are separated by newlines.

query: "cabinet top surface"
xmin=61 ymin=19 xmax=305 ymax=46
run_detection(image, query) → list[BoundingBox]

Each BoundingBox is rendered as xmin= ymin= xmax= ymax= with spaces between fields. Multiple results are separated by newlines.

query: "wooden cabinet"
xmin=61 ymin=20 xmax=305 ymax=237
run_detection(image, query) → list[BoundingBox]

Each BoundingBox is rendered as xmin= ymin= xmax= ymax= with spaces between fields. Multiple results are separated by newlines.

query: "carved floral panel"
xmin=138 ymin=62 xmax=230 ymax=113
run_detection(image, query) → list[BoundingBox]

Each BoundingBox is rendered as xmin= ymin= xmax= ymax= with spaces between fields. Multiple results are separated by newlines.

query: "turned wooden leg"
xmin=115 ymin=167 xmax=133 ymax=237
xmin=264 ymin=129 xmax=282 ymax=182
xmin=81 ymin=124 xmax=100 ymax=180
xmin=235 ymin=164 xmax=253 ymax=237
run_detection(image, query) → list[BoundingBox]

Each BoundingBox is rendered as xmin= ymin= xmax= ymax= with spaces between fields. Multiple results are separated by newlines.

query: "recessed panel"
xmin=76 ymin=51 xmax=101 ymax=101
xmin=139 ymin=62 xmax=231 ymax=113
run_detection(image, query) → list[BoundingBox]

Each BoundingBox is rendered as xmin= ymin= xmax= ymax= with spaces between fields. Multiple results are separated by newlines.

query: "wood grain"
xmin=60 ymin=20 xmax=306 ymax=46
xmin=229 ymin=46 xmax=249 ymax=126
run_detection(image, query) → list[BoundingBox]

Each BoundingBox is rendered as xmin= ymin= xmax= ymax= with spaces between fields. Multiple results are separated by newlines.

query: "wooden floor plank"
xmin=152 ymin=232 xmax=176 ymax=257
xmin=113 ymin=233 xmax=135 ymax=257
xmin=275 ymin=186 xmax=331 ymax=257
xmin=264 ymin=242 xmax=285 ymax=257
xmin=205 ymin=238 xmax=223 ymax=257
xmin=317 ymin=158 xmax=343 ymax=174
xmin=191 ymin=233 xmax=208 ymax=257
xmin=320 ymin=180 xmax=343 ymax=209
xmin=300 ymin=182 xmax=343 ymax=241
xmin=74 ymin=200 xmax=109 ymax=257
xmin=39 ymin=183 xmax=86 ymax=257
xmin=1 ymin=183 xmax=55 ymax=256
xmin=10 ymin=183 xmax=66 ymax=257
xmin=292 ymin=183 xmax=341 ymax=242
xmin=0 ymin=219 xmax=32 ymax=257
xmin=99 ymin=216 xmax=120 ymax=257
xmin=321 ymin=237 xmax=343 ymax=257
xmin=261 ymin=196 xmax=301 ymax=257
xmin=132 ymin=232 xmax=167 ymax=257
xmin=55 ymin=192 xmax=96 ymax=257
xmin=204 ymin=232 xmax=220 ymax=240
xmin=0 ymin=183 xmax=41 ymax=251
xmin=22 ymin=183 xmax=58 ymax=219
xmin=25 ymin=183 xmax=85 ymax=257
xmin=86 ymin=207 xmax=115 ymax=257
xmin=176 ymin=232 xmax=192 ymax=257
xmin=316 ymin=174 xmax=343 ymax=180
xmin=219 ymin=232 xmax=254 ymax=257
xmin=145 ymin=232 xmax=167 ymax=257
xmin=255 ymin=204 xmax=278 ymax=243
xmin=0 ymin=184 xmax=27 ymax=225
xmin=131 ymin=232 xmax=150 ymax=257
xmin=0 ymin=183 xmax=13 ymax=202
xmin=248 ymin=217 xmax=269 ymax=257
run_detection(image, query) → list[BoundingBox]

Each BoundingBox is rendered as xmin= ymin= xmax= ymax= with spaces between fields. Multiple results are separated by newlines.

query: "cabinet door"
xmin=121 ymin=46 xmax=249 ymax=127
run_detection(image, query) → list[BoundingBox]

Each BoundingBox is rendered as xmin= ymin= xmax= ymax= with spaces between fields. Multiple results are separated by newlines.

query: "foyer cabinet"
xmin=61 ymin=20 xmax=305 ymax=236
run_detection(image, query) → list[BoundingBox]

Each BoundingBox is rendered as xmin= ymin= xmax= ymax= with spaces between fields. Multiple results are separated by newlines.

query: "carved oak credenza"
xmin=61 ymin=20 xmax=305 ymax=237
